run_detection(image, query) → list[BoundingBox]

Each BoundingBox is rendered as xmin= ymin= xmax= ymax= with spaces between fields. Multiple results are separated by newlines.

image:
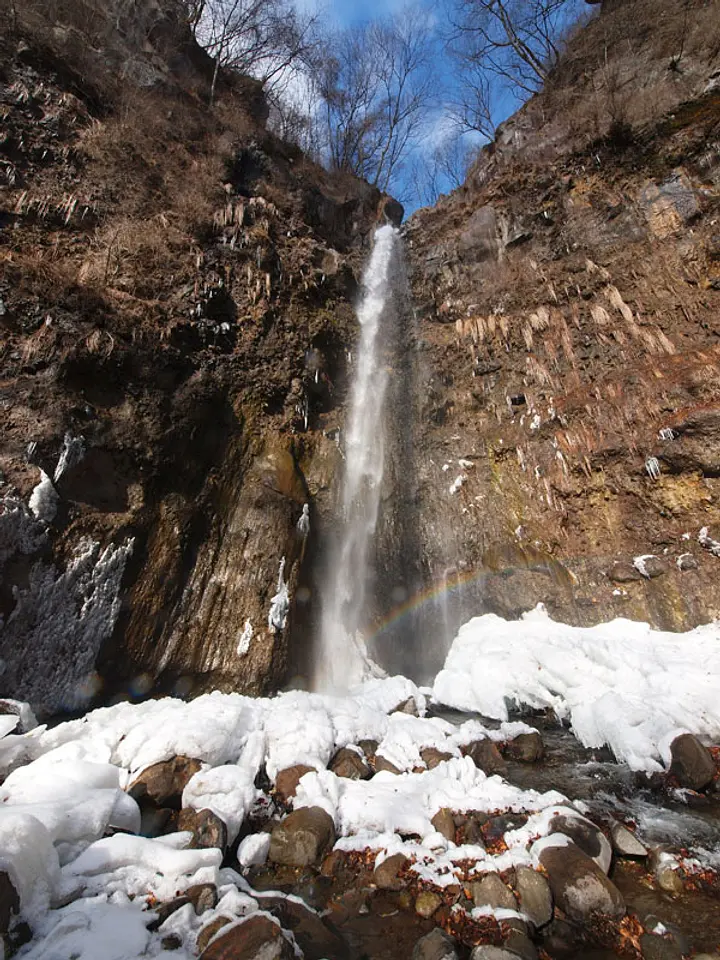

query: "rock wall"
xmin=403 ymin=0 xmax=720 ymax=677
xmin=0 ymin=0 xmax=400 ymax=712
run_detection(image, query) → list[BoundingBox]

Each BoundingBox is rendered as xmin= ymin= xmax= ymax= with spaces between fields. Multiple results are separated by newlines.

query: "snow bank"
xmin=433 ymin=605 xmax=720 ymax=772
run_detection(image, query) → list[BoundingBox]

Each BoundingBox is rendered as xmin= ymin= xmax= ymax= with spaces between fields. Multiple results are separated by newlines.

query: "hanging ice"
xmin=268 ymin=558 xmax=289 ymax=633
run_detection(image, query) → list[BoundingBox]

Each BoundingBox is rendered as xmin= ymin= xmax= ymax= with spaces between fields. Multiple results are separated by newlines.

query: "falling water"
xmin=313 ymin=225 xmax=400 ymax=690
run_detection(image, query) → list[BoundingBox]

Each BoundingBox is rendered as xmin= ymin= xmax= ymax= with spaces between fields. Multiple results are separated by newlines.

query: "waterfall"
xmin=313 ymin=224 xmax=400 ymax=691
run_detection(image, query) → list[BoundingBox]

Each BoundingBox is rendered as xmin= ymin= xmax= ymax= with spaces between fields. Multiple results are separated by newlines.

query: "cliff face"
xmin=0 ymin=0 xmax=399 ymax=713
xmin=404 ymin=0 xmax=720 ymax=676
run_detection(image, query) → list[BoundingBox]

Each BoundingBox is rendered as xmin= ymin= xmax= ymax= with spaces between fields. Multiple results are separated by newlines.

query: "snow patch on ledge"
xmin=433 ymin=604 xmax=720 ymax=772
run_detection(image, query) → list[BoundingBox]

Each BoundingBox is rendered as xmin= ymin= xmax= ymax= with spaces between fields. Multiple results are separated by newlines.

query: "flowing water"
xmin=313 ymin=225 xmax=401 ymax=691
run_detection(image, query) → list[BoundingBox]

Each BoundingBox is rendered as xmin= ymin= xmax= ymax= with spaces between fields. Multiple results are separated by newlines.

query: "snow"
xmin=28 ymin=470 xmax=59 ymax=523
xmin=182 ymin=765 xmax=258 ymax=843
xmin=268 ymin=557 xmax=290 ymax=633
xmin=449 ymin=473 xmax=467 ymax=495
xmin=434 ymin=605 xmax=720 ymax=772
xmin=237 ymin=619 xmax=253 ymax=656
xmin=633 ymin=554 xmax=656 ymax=578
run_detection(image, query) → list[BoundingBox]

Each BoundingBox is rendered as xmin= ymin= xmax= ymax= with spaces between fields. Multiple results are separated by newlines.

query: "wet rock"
xmin=505 ymin=929 xmax=538 ymax=960
xmin=200 ymin=914 xmax=294 ymax=959
xmin=373 ymin=852 xmax=409 ymax=890
xmin=549 ymin=812 xmax=612 ymax=873
xmin=268 ymin=806 xmax=335 ymax=866
xmin=506 ymin=732 xmax=544 ymax=763
xmin=431 ymin=808 xmax=456 ymax=842
xmin=669 ymin=733 xmax=716 ymax=790
xmin=415 ymin=890 xmax=442 ymax=918
xmin=139 ymin=807 xmax=175 ymax=838
xmin=275 ymin=764 xmax=314 ymax=802
xmin=177 ymin=807 xmax=228 ymax=851
xmin=0 ymin=700 xmax=36 ymax=734
xmin=610 ymin=822 xmax=648 ymax=858
xmin=375 ymin=755 xmax=403 ymax=775
xmin=0 ymin=871 xmax=20 ymax=936
xmin=412 ymin=927 xmax=459 ymax=960
xmin=128 ymin=756 xmax=202 ymax=809
xmin=539 ymin=842 xmax=625 ymax=920
xmin=466 ymin=739 xmax=507 ymax=776
xmin=380 ymin=196 xmax=404 ymax=227
xmin=329 ymin=748 xmax=370 ymax=780
xmin=471 ymin=873 xmax=516 ymax=911
xmin=639 ymin=933 xmax=683 ymax=960
xmin=484 ymin=813 xmax=527 ymax=847
xmin=196 ymin=917 xmax=232 ymax=954
xmin=469 ymin=948 xmax=518 ymax=960
xmin=514 ymin=866 xmax=553 ymax=929
xmin=541 ymin=919 xmax=582 ymax=958
xmin=653 ymin=855 xmax=684 ymax=894
xmin=421 ymin=747 xmax=454 ymax=769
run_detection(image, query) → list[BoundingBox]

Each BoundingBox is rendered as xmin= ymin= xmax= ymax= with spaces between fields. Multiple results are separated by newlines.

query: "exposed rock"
xmin=186 ymin=884 xmax=218 ymax=915
xmin=653 ymin=856 xmax=684 ymax=895
xmin=539 ymin=843 xmax=625 ymax=921
xmin=639 ymin=933 xmax=683 ymax=960
xmin=161 ymin=934 xmax=182 ymax=950
xmin=506 ymin=732 xmax=544 ymax=763
xmin=676 ymin=553 xmax=699 ymax=572
xmin=147 ymin=895 xmax=192 ymax=931
xmin=610 ymin=822 xmax=648 ymax=858
xmin=374 ymin=755 xmax=403 ymax=775
xmin=421 ymin=747 xmax=454 ymax=769
xmin=200 ymin=914 xmax=294 ymax=959
xmin=373 ymin=853 xmax=410 ymax=890
xmin=128 ymin=757 xmax=202 ymax=810
xmin=466 ymin=739 xmax=507 ymax=776
xmin=394 ymin=697 xmax=419 ymax=716
xmin=431 ymin=808 xmax=456 ymax=842
xmin=549 ymin=812 xmax=612 ymax=874
xmin=275 ymin=764 xmax=315 ymax=803
xmin=268 ymin=807 xmax=335 ymax=866
xmin=669 ymin=733 xmax=716 ymax=790
xmin=504 ymin=929 xmax=538 ymax=960
xmin=196 ymin=917 xmax=232 ymax=955
xmin=257 ymin=893 xmax=347 ymax=959
xmin=415 ymin=890 xmax=442 ymax=918
xmin=514 ymin=866 xmax=553 ymax=929
xmin=471 ymin=873 xmax=516 ymax=911
xmin=469 ymin=948 xmax=519 ymax=960
xmin=357 ymin=740 xmax=379 ymax=760
xmin=329 ymin=748 xmax=370 ymax=780
xmin=177 ymin=808 xmax=228 ymax=851
xmin=412 ymin=928 xmax=459 ymax=960
xmin=607 ymin=562 xmax=644 ymax=583
xmin=0 ymin=872 xmax=20 ymax=937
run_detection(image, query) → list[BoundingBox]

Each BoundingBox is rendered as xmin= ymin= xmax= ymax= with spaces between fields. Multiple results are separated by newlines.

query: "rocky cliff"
xmin=0 ymin=0 xmax=401 ymax=714
xmin=404 ymin=0 xmax=720 ymax=676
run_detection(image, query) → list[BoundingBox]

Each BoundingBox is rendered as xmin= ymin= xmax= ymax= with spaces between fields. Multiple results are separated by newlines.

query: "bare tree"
xmin=318 ymin=9 xmax=434 ymax=193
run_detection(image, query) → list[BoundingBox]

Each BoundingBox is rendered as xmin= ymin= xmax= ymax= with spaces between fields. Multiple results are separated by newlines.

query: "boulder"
xmin=669 ymin=733 xmax=716 ymax=790
xmin=258 ymin=893 xmax=347 ymax=959
xmin=268 ymin=807 xmax=335 ymax=866
xmin=539 ymin=843 xmax=625 ymax=921
xmin=329 ymin=748 xmax=370 ymax=780
xmin=514 ymin=866 xmax=553 ymax=929
xmin=469 ymin=948 xmax=519 ymax=960
xmin=549 ymin=812 xmax=612 ymax=873
xmin=177 ymin=808 xmax=228 ymax=851
xmin=186 ymin=883 xmax=218 ymax=915
xmin=431 ymin=808 xmax=456 ymax=842
xmin=607 ymin=562 xmax=643 ymax=583
xmin=196 ymin=917 xmax=231 ymax=955
xmin=504 ymin=929 xmax=538 ymax=960
xmin=373 ymin=852 xmax=409 ymax=890
xmin=147 ymin=895 xmax=191 ymax=931
xmin=357 ymin=739 xmax=379 ymax=760
xmin=421 ymin=747 xmax=454 ymax=769
xmin=275 ymin=764 xmax=314 ymax=803
xmin=653 ymin=855 xmax=684 ymax=894
xmin=415 ymin=890 xmax=442 ymax=918
xmin=471 ymin=873 xmax=516 ymax=911
xmin=375 ymin=755 xmax=403 ymax=775
xmin=200 ymin=914 xmax=294 ymax=959
xmin=129 ymin=756 xmax=203 ymax=809
xmin=506 ymin=732 xmax=544 ymax=763
xmin=0 ymin=871 xmax=20 ymax=937
xmin=610 ymin=822 xmax=647 ymax=858
xmin=412 ymin=928 xmax=459 ymax=960
xmin=639 ymin=933 xmax=683 ymax=960
xmin=394 ymin=697 xmax=419 ymax=715
xmin=466 ymin=739 xmax=507 ymax=776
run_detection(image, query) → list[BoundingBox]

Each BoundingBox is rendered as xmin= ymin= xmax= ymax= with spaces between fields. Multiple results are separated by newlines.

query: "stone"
xmin=669 ymin=733 xmax=716 ymax=790
xmin=677 ymin=553 xmax=698 ymax=571
xmin=506 ymin=732 xmax=544 ymax=763
xmin=505 ymin=929 xmax=538 ymax=960
xmin=139 ymin=807 xmax=175 ymax=838
xmin=466 ymin=739 xmax=507 ymax=776
xmin=186 ymin=883 xmax=218 ymax=915
xmin=471 ymin=873 xmax=516 ymax=911
xmin=514 ymin=866 xmax=553 ymax=929
xmin=412 ymin=927 xmax=459 ymax=960
xmin=549 ymin=812 xmax=612 ymax=873
xmin=421 ymin=747 xmax=454 ymax=769
xmin=128 ymin=756 xmax=203 ymax=809
xmin=639 ymin=933 xmax=683 ymax=960
xmin=196 ymin=917 xmax=231 ymax=955
xmin=373 ymin=852 xmax=409 ymax=890
xmin=415 ymin=890 xmax=443 ymax=918
xmin=654 ymin=860 xmax=684 ymax=894
xmin=200 ymin=914 xmax=294 ymax=959
xmin=431 ymin=808 xmax=456 ymax=842
xmin=374 ymin=755 xmax=402 ymax=775
xmin=469 ymin=948 xmax=518 ymax=960
xmin=610 ymin=822 xmax=647 ymax=858
xmin=161 ymin=934 xmax=182 ymax=950
xmin=608 ymin=561 xmax=643 ymax=583
xmin=177 ymin=808 xmax=228 ymax=851
xmin=0 ymin=871 xmax=20 ymax=936
xmin=268 ymin=807 xmax=335 ymax=866
xmin=394 ymin=697 xmax=419 ymax=715
xmin=539 ymin=843 xmax=625 ymax=921
xmin=275 ymin=764 xmax=315 ymax=803
xmin=147 ymin=896 xmax=191 ymax=931
xmin=257 ymin=893 xmax=346 ymax=959
xmin=329 ymin=748 xmax=370 ymax=780
xmin=357 ymin=739 xmax=379 ymax=760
